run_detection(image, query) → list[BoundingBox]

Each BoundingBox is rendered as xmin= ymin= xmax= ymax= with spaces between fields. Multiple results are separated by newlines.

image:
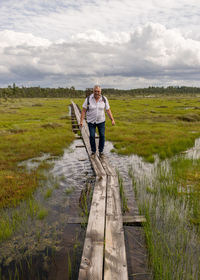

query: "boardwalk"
xmin=71 ymin=101 xmax=128 ymax=279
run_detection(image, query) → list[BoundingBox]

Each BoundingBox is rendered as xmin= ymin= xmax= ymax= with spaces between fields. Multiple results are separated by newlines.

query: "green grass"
xmin=65 ymin=186 xmax=75 ymax=195
xmin=44 ymin=188 xmax=53 ymax=199
xmin=129 ymin=154 xmax=200 ymax=279
xmin=76 ymin=96 xmax=200 ymax=161
xmin=37 ymin=208 xmax=48 ymax=220
xmin=170 ymin=157 xmax=200 ymax=225
xmin=0 ymin=98 xmax=74 ymax=208
xmin=0 ymin=197 xmax=50 ymax=242
xmin=117 ymin=170 xmax=129 ymax=213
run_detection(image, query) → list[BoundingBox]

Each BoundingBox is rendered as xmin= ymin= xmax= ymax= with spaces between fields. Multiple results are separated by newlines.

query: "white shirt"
xmin=83 ymin=94 xmax=110 ymax=124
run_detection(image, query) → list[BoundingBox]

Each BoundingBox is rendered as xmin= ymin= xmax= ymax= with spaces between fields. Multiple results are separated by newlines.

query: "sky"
xmin=0 ymin=0 xmax=200 ymax=89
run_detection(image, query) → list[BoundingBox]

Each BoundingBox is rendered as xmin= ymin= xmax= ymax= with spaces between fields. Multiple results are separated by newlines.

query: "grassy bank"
xmin=108 ymin=97 xmax=200 ymax=161
xmin=0 ymin=98 xmax=74 ymax=208
xmin=76 ymin=96 xmax=200 ymax=162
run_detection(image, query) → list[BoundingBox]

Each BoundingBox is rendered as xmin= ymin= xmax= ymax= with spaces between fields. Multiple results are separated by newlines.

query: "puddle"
xmin=186 ymin=137 xmax=200 ymax=159
xmin=18 ymin=153 xmax=52 ymax=171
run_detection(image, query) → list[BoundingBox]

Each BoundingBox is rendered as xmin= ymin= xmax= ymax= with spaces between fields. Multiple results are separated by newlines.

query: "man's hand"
xmin=111 ymin=120 xmax=115 ymax=126
xmin=80 ymin=121 xmax=83 ymax=128
xmin=80 ymin=108 xmax=86 ymax=129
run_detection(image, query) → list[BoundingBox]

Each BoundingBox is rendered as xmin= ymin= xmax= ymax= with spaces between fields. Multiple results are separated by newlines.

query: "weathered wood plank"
xmin=99 ymin=155 xmax=115 ymax=176
xmin=78 ymin=176 xmax=107 ymax=280
xmin=123 ymin=215 xmax=146 ymax=226
xmin=104 ymin=175 xmax=128 ymax=280
xmin=68 ymin=215 xmax=146 ymax=225
xmin=71 ymin=101 xmax=107 ymax=279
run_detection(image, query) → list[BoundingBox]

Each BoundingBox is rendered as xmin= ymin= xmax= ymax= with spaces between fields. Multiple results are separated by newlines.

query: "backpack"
xmin=86 ymin=94 xmax=106 ymax=111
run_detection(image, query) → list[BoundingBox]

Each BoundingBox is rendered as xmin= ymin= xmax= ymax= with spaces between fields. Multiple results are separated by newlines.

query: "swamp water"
xmin=0 ymin=137 xmax=200 ymax=279
xmin=0 ymin=140 xmax=95 ymax=279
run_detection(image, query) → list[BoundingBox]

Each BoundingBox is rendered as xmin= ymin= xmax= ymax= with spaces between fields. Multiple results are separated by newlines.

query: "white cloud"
xmin=0 ymin=0 xmax=200 ymax=88
xmin=1 ymin=23 xmax=200 ymax=88
xmin=1 ymin=0 xmax=200 ymax=41
xmin=0 ymin=30 xmax=51 ymax=47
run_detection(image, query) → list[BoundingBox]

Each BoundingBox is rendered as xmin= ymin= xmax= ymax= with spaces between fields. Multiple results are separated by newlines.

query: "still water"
xmin=0 ymin=137 xmax=200 ymax=279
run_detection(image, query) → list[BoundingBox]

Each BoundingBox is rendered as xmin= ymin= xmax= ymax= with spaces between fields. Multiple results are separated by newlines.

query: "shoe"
xmin=99 ymin=152 xmax=105 ymax=158
xmin=91 ymin=152 xmax=96 ymax=158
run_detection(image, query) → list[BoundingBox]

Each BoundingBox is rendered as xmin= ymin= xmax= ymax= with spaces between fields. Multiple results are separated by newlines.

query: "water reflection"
xmin=1 ymin=136 xmax=200 ymax=279
xmin=0 ymin=139 xmax=94 ymax=278
xmin=186 ymin=138 xmax=200 ymax=159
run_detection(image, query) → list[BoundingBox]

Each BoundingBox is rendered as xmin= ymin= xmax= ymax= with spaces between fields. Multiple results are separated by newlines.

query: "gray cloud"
xmin=0 ymin=0 xmax=200 ymax=88
xmin=1 ymin=22 xmax=200 ymax=89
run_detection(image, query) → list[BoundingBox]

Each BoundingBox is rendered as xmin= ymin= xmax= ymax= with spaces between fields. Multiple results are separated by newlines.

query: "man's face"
xmin=94 ymin=87 xmax=101 ymax=99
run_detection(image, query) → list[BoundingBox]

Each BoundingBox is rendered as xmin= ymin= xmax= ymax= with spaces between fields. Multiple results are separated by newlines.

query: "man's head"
xmin=93 ymin=85 xmax=101 ymax=99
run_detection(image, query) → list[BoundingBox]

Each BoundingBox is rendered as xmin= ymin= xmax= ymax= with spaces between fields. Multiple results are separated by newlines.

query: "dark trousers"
xmin=88 ymin=121 xmax=105 ymax=153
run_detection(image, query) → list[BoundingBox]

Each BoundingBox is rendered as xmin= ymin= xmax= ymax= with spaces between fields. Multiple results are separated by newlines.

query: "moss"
xmin=0 ymin=98 xmax=74 ymax=208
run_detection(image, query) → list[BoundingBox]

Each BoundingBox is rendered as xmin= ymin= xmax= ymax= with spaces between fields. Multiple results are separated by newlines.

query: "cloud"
xmin=0 ymin=22 xmax=200 ymax=88
xmin=0 ymin=30 xmax=51 ymax=47
xmin=1 ymin=0 xmax=200 ymax=42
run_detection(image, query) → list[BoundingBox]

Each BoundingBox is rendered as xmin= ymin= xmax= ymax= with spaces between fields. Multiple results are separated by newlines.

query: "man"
xmin=80 ymin=85 xmax=115 ymax=157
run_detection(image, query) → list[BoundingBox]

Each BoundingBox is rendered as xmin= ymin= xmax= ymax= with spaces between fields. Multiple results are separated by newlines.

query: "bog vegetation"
xmin=0 ymin=90 xmax=200 ymax=279
xmin=0 ymin=98 xmax=74 ymax=208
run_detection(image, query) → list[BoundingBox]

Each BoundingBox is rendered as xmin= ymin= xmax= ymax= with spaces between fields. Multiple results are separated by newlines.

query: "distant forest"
xmin=1 ymin=84 xmax=200 ymax=99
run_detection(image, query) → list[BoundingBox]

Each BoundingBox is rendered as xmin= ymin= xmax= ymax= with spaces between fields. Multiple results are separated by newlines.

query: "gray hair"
xmin=93 ymin=85 xmax=101 ymax=90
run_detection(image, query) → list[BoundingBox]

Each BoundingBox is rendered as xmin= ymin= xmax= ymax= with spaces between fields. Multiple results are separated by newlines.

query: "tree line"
xmin=1 ymin=84 xmax=200 ymax=99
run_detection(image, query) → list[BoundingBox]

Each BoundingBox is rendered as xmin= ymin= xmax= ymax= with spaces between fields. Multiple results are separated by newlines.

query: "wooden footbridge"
xmin=71 ymin=101 xmax=145 ymax=280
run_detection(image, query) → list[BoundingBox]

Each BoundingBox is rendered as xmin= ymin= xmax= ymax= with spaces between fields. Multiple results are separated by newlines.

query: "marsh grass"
xmin=117 ymin=170 xmax=129 ymax=214
xmin=65 ymin=186 xmax=75 ymax=195
xmin=37 ymin=208 xmax=48 ymax=220
xmin=67 ymin=233 xmax=82 ymax=279
xmin=79 ymin=183 xmax=93 ymax=227
xmin=75 ymin=96 xmax=200 ymax=162
xmin=44 ymin=188 xmax=53 ymax=199
xmin=0 ymin=197 xmax=49 ymax=242
xmin=170 ymin=157 xmax=200 ymax=226
xmin=129 ymin=153 xmax=200 ymax=279
xmin=0 ymin=98 xmax=74 ymax=208
xmin=67 ymin=252 xmax=72 ymax=279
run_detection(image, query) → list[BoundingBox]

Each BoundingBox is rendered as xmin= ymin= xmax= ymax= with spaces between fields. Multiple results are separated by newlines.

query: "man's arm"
xmin=80 ymin=107 xmax=87 ymax=127
xmin=106 ymin=109 xmax=115 ymax=126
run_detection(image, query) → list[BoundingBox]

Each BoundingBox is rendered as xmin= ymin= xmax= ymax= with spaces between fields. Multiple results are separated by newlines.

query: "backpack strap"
xmin=86 ymin=95 xmax=90 ymax=111
xmin=86 ymin=94 xmax=106 ymax=112
xmin=102 ymin=95 xmax=106 ymax=104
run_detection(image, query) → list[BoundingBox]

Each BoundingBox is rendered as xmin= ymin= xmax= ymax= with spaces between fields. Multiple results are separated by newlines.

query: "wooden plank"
xmin=72 ymin=101 xmax=128 ymax=279
xmin=99 ymin=155 xmax=115 ymax=176
xmin=71 ymin=101 xmax=107 ymax=279
xmin=104 ymin=175 xmax=128 ymax=280
xmin=68 ymin=217 xmax=84 ymax=224
xmin=123 ymin=215 xmax=146 ymax=226
xmin=78 ymin=176 xmax=107 ymax=280
xmin=91 ymin=156 xmax=106 ymax=177
xmin=68 ymin=215 xmax=146 ymax=225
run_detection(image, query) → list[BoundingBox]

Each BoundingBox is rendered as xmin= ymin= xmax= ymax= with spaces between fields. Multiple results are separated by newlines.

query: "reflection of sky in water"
xmin=1 ymin=139 xmax=94 ymax=265
xmin=1 ymin=137 xmax=200 ymax=269
xmin=186 ymin=138 xmax=200 ymax=159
